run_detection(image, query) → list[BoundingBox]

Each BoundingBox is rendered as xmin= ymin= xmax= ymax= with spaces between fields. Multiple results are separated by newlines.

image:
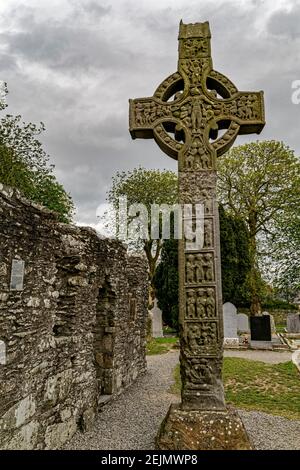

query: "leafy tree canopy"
xmin=0 ymin=85 xmax=74 ymax=222
xmin=218 ymin=140 xmax=300 ymax=314
xmin=106 ymin=167 xmax=178 ymax=301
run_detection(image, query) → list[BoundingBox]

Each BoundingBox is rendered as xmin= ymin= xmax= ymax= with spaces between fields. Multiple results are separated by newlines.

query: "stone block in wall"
xmin=0 ymin=395 xmax=36 ymax=432
xmin=2 ymin=420 xmax=40 ymax=450
xmin=80 ymin=407 xmax=96 ymax=432
xmin=44 ymin=369 xmax=73 ymax=406
xmin=44 ymin=418 xmax=77 ymax=450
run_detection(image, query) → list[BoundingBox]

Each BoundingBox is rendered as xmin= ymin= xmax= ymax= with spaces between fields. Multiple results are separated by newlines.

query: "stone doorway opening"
xmin=93 ymin=276 xmax=116 ymax=397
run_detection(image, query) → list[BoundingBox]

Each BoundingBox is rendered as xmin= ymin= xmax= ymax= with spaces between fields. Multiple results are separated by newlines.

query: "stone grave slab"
xmin=151 ymin=299 xmax=163 ymax=338
xmin=223 ymin=302 xmax=239 ymax=348
xmin=287 ymin=313 xmax=300 ymax=334
xmin=237 ymin=313 xmax=250 ymax=333
xmin=262 ymin=311 xmax=276 ymax=334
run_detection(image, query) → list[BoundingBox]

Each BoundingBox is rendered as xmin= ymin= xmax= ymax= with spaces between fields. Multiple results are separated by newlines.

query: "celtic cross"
xmin=129 ymin=21 xmax=265 ymax=412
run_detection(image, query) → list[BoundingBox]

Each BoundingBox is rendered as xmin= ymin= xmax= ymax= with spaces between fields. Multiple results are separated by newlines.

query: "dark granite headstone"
xmin=250 ymin=316 xmax=271 ymax=341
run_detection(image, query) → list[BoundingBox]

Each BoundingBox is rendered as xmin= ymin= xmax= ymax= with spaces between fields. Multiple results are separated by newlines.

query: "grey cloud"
xmin=1 ymin=24 xmax=134 ymax=74
xmin=0 ymin=53 xmax=17 ymax=72
xmin=0 ymin=0 xmax=299 ymax=226
xmin=267 ymin=5 xmax=300 ymax=39
xmin=79 ymin=0 xmax=112 ymax=18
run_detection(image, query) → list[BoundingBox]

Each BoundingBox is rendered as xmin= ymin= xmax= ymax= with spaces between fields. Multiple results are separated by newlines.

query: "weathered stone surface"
xmin=44 ymin=370 xmax=73 ymax=406
xmin=0 ymin=395 xmax=36 ymax=432
xmin=0 ymin=184 xmax=148 ymax=449
xmin=2 ymin=421 xmax=40 ymax=450
xmin=45 ymin=418 xmax=77 ymax=450
xmin=80 ymin=407 xmax=96 ymax=432
xmin=156 ymin=404 xmax=252 ymax=450
xmin=130 ymin=20 xmax=263 ymax=449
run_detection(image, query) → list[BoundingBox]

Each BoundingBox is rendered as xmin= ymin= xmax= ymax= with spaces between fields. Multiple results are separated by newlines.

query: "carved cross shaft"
xmin=129 ymin=21 xmax=265 ymax=410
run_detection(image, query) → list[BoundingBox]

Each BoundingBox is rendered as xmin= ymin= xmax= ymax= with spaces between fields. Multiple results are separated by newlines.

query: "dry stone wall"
xmin=0 ymin=184 xmax=148 ymax=449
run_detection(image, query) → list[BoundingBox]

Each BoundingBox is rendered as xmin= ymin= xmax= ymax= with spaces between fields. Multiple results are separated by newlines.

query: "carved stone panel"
xmin=184 ymin=320 xmax=219 ymax=355
xmin=183 ymin=355 xmax=223 ymax=391
xmin=185 ymin=253 xmax=215 ymax=284
xmin=185 ymin=287 xmax=217 ymax=320
xmin=179 ymin=174 xmax=216 ymax=207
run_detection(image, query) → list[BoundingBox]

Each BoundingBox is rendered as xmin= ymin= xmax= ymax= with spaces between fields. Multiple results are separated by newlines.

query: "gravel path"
xmin=64 ymin=351 xmax=179 ymax=450
xmin=64 ymin=351 xmax=300 ymax=450
xmin=224 ymin=349 xmax=292 ymax=363
xmin=239 ymin=410 xmax=300 ymax=450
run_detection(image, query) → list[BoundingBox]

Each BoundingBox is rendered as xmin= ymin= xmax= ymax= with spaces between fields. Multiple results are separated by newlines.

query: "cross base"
xmin=156 ymin=404 xmax=252 ymax=450
xmin=182 ymin=388 xmax=226 ymax=411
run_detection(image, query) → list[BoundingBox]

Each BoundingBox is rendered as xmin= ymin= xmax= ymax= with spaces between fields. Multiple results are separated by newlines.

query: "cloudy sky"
xmin=0 ymin=0 xmax=299 ymax=226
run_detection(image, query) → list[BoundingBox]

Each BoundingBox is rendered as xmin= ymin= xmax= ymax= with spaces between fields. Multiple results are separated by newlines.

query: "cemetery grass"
xmin=170 ymin=358 xmax=300 ymax=420
xmin=275 ymin=323 xmax=286 ymax=333
xmin=147 ymin=336 xmax=178 ymax=355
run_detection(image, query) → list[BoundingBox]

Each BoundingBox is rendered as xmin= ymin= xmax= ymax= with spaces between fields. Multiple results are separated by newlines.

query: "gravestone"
xmin=292 ymin=350 xmax=300 ymax=373
xmin=151 ymin=299 xmax=163 ymax=338
xmin=0 ymin=340 xmax=6 ymax=365
xmin=237 ymin=313 xmax=250 ymax=333
xmin=130 ymin=20 xmax=264 ymax=450
xmin=262 ymin=311 xmax=276 ymax=334
xmin=223 ymin=302 xmax=239 ymax=348
xmin=250 ymin=316 xmax=272 ymax=349
xmin=287 ymin=313 xmax=300 ymax=333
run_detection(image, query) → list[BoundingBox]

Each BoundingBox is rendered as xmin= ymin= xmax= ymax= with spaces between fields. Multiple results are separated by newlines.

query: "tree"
xmin=0 ymin=87 xmax=74 ymax=222
xmin=106 ymin=167 xmax=178 ymax=302
xmin=0 ymin=144 xmax=32 ymax=193
xmin=271 ymin=215 xmax=300 ymax=303
xmin=219 ymin=205 xmax=251 ymax=305
xmin=218 ymin=140 xmax=300 ymax=315
xmin=154 ymin=239 xmax=179 ymax=329
xmin=154 ymin=206 xmax=251 ymax=328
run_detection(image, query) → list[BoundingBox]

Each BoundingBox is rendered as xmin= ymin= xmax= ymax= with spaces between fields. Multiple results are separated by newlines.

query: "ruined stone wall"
xmin=0 ymin=184 xmax=148 ymax=449
xmin=237 ymin=307 xmax=297 ymax=326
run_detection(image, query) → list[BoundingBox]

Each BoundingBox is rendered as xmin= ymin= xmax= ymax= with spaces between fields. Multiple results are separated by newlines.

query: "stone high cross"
xmin=129 ymin=21 xmax=265 ymax=449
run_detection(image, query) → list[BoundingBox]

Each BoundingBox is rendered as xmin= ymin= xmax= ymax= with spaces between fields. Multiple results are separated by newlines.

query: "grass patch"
xmin=146 ymin=336 xmax=178 ymax=355
xmin=275 ymin=323 xmax=286 ymax=333
xmin=170 ymin=358 xmax=300 ymax=420
xmin=170 ymin=361 xmax=182 ymax=395
xmin=163 ymin=326 xmax=177 ymax=335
